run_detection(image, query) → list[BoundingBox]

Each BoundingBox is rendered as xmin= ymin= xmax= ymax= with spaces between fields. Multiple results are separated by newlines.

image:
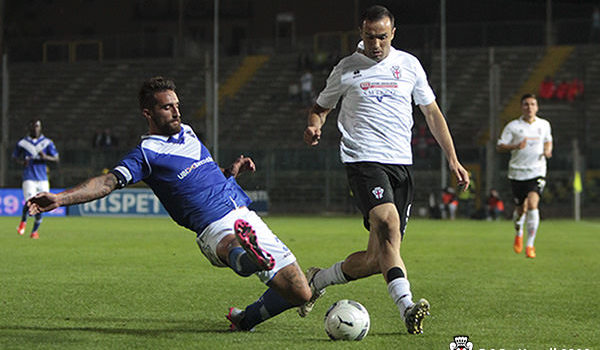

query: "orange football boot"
xmin=513 ymin=235 xmax=523 ymax=254
xmin=17 ymin=221 xmax=26 ymax=235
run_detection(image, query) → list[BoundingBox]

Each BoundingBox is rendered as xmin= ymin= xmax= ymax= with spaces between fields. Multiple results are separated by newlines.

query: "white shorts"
xmin=195 ymin=207 xmax=296 ymax=284
xmin=22 ymin=180 xmax=50 ymax=201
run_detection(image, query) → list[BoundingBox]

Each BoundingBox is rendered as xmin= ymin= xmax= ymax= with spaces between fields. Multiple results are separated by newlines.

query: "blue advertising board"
xmin=1 ymin=188 xmax=269 ymax=217
xmin=68 ymin=188 xmax=269 ymax=217
xmin=0 ymin=188 xmax=66 ymax=216
xmin=68 ymin=188 xmax=169 ymax=216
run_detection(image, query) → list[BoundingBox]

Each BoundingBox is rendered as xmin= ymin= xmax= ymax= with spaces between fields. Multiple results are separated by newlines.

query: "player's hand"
xmin=517 ymin=139 xmax=527 ymax=150
xmin=450 ymin=162 xmax=470 ymax=191
xmin=38 ymin=151 xmax=47 ymax=160
xmin=27 ymin=192 xmax=60 ymax=214
xmin=227 ymin=155 xmax=256 ymax=178
xmin=304 ymin=126 xmax=321 ymax=146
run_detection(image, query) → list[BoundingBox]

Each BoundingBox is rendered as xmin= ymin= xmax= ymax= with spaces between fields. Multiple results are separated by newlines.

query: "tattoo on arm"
xmin=60 ymin=174 xmax=118 ymax=206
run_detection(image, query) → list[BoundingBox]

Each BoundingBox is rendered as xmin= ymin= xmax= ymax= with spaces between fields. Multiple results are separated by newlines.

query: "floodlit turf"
xmin=1 ymin=216 xmax=598 ymax=349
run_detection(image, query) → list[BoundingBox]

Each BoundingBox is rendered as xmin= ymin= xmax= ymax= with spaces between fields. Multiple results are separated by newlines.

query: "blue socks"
xmin=239 ymin=287 xmax=293 ymax=330
xmin=20 ymin=204 xmax=28 ymax=222
xmin=228 ymin=247 xmax=260 ymax=277
xmin=32 ymin=214 xmax=42 ymax=233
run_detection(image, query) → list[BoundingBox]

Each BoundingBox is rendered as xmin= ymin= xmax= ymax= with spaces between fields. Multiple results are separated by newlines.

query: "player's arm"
xmin=27 ymin=173 xmax=119 ymax=214
xmin=543 ymin=141 xmax=553 ymax=158
xmin=12 ymin=155 xmax=29 ymax=167
xmin=304 ymin=104 xmax=331 ymax=146
xmin=496 ymin=139 xmax=526 ymax=152
xmin=222 ymin=155 xmax=256 ymax=178
xmin=419 ymin=101 xmax=470 ymax=190
xmin=39 ymin=151 xmax=59 ymax=163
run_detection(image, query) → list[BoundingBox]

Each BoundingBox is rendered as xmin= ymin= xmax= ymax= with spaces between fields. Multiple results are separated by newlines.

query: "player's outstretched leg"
xmin=297 ymin=267 xmax=326 ymax=317
xmin=226 ymin=307 xmax=254 ymax=332
xmin=234 ymin=219 xmax=275 ymax=270
xmin=227 ymin=260 xmax=311 ymax=331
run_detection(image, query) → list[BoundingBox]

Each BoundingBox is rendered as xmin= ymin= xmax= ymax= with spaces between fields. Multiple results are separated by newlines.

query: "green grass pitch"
xmin=1 ymin=216 xmax=598 ymax=349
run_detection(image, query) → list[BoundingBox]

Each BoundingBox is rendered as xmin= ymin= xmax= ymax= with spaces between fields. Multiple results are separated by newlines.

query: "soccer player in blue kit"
xmin=27 ymin=77 xmax=312 ymax=331
xmin=13 ymin=119 xmax=60 ymax=239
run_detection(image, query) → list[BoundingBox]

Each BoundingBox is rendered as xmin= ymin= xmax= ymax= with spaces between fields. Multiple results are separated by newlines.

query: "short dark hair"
xmin=138 ymin=76 xmax=176 ymax=110
xmin=360 ymin=5 xmax=395 ymax=28
xmin=28 ymin=119 xmax=41 ymax=127
xmin=520 ymin=93 xmax=537 ymax=103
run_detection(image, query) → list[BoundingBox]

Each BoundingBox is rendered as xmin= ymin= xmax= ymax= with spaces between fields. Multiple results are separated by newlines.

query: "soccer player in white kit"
xmin=12 ymin=119 xmax=60 ymax=239
xmin=28 ymin=77 xmax=312 ymax=331
xmin=497 ymin=94 xmax=553 ymax=259
xmin=301 ymin=5 xmax=470 ymax=334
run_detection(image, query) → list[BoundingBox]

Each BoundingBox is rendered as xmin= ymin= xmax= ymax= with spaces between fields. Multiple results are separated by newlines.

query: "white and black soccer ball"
xmin=324 ymin=299 xmax=370 ymax=341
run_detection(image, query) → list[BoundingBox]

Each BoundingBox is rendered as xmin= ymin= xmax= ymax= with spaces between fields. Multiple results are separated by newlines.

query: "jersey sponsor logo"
xmin=371 ymin=186 xmax=384 ymax=199
xmin=177 ymin=156 xmax=214 ymax=180
xmin=391 ymin=65 xmax=402 ymax=79
xmin=359 ymin=81 xmax=398 ymax=90
xmin=360 ymin=81 xmax=398 ymax=102
xmin=370 ymin=94 xmax=393 ymax=102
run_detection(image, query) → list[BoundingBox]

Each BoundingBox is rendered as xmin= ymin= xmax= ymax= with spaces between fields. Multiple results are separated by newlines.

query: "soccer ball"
xmin=324 ymin=299 xmax=370 ymax=341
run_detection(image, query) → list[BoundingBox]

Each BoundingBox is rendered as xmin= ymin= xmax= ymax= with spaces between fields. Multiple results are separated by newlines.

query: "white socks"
xmin=526 ymin=209 xmax=539 ymax=247
xmin=513 ymin=210 xmax=525 ymax=237
xmin=387 ymin=278 xmax=413 ymax=320
xmin=312 ymin=261 xmax=348 ymax=291
xmin=313 ymin=261 xmax=415 ymax=320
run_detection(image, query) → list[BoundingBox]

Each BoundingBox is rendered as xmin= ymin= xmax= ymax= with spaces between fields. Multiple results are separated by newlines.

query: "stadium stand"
xmin=5 ymin=44 xmax=599 ymax=214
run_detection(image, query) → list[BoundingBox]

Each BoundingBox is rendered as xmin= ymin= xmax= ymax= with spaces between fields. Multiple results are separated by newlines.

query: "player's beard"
xmin=153 ymin=115 xmax=182 ymax=135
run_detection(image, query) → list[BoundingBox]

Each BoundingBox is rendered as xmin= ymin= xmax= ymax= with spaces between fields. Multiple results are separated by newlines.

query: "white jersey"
xmin=316 ymin=45 xmax=435 ymax=164
xmin=497 ymin=116 xmax=553 ymax=180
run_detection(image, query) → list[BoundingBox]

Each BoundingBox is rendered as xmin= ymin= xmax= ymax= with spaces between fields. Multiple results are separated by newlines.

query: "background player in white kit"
xmin=12 ymin=119 xmax=60 ymax=239
xmin=497 ymin=93 xmax=553 ymax=259
xmin=301 ymin=5 xmax=470 ymax=334
xmin=27 ymin=77 xmax=312 ymax=331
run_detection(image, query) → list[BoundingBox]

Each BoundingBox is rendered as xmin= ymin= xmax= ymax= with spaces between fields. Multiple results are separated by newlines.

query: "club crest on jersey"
xmin=372 ymin=186 xmax=384 ymax=199
xmin=391 ymin=66 xmax=402 ymax=79
xmin=360 ymin=82 xmax=371 ymax=90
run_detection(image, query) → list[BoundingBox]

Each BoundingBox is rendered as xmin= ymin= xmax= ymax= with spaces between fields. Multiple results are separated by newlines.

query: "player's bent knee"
xmin=269 ymin=263 xmax=311 ymax=305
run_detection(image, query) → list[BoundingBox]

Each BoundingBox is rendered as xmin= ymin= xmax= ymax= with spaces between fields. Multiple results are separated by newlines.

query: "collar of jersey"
xmin=142 ymin=128 xmax=186 ymax=144
xmin=357 ymin=46 xmax=398 ymax=64
xmin=25 ymin=135 xmax=45 ymax=144
xmin=519 ymin=115 xmax=537 ymax=124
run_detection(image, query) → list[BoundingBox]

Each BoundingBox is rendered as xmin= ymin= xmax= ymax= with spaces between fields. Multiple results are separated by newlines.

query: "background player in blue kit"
xmin=12 ymin=119 xmax=60 ymax=239
xmin=27 ymin=77 xmax=312 ymax=331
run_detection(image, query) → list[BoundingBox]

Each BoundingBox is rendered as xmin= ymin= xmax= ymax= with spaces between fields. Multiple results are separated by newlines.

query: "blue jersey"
xmin=12 ymin=135 xmax=59 ymax=181
xmin=112 ymin=124 xmax=251 ymax=233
